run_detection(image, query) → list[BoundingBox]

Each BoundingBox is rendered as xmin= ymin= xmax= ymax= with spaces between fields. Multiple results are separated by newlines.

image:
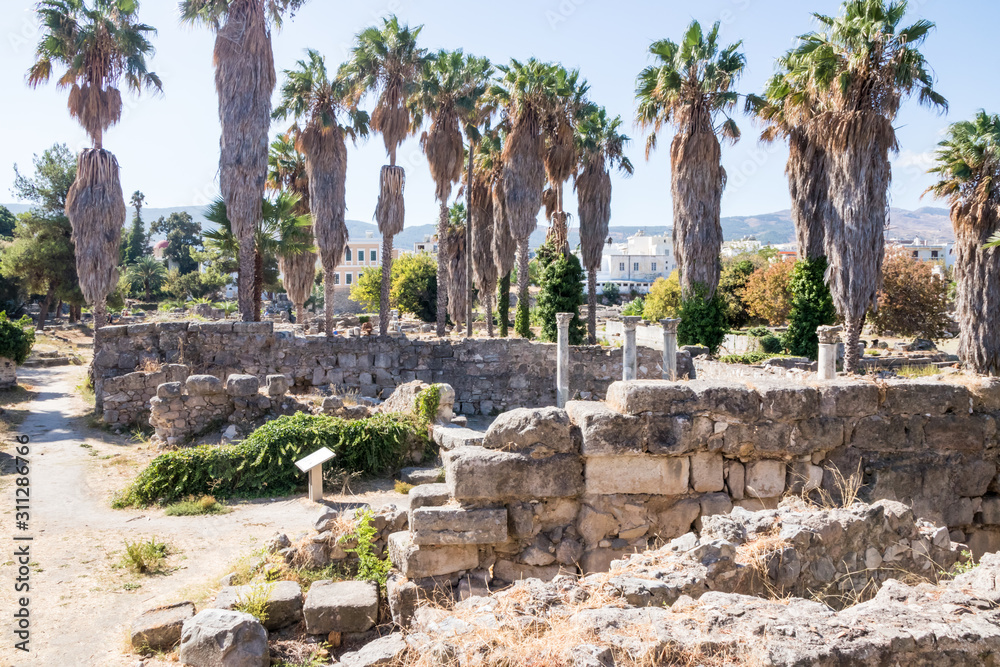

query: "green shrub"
xmin=342 ymin=509 xmax=391 ymax=587
xmin=119 ymin=537 xmax=170 ymax=574
xmin=784 ymin=257 xmax=836 ymax=359
xmin=759 ymin=334 xmax=784 ymax=354
xmin=515 ymin=297 xmax=531 ymax=338
xmin=621 ymin=296 xmax=646 ymax=318
xmin=537 ymin=251 xmax=586 ymax=344
xmin=719 ymin=351 xmax=789 ymax=365
xmin=601 ymin=282 xmax=620 ymax=305
xmin=164 ymin=495 xmax=230 ymax=516
xmin=233 ymin=583 xmax=275 ymax=625
xmin=746 ymin=326 xmax=771 ymax=338
xmin=113 ymin=413 xmax=423 ymax=507
xmin=677 ymin=286 xmax=728 ymax=354
xmin=0 ymin=312 xmax=35 ymax=365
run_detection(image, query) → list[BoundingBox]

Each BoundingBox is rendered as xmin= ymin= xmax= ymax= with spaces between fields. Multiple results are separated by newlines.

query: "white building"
xmin=721 ymin=236 xmax=763 ymax=257
xmin=888 ymin=237 xmax=955 ymax=269
xmin=592 ymin=231 xmax=677 ymax=295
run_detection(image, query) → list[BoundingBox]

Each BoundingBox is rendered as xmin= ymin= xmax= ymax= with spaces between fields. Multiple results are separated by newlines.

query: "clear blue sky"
xmin=1 ymin=0 xmax=997 ymax=229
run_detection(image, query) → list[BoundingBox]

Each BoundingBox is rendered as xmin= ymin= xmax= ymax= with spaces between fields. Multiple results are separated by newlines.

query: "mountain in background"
xmin=1 ymin=203 xmax=954 ymax=250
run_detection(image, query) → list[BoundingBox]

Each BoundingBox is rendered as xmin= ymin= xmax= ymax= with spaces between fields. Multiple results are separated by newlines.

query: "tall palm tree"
xmin=204 ymin=191 xmax=313 ymax=320
xmin=636 ymin=20 xmax=745 ymax=304
xmin=125 ymin=255 xmax=167 ymax=301
xmin=927 ymin=111 xmax=1000 ymax=375
xmin=444 ymin=206 xmax=467 ymax=329
xmin=488 ymin=129 xmax=517 ymax=338
xmin=344 ymin=16 xmax=426 ymax=336
xmin=180 ymin=0 xmax=305 ymax=322
xmin=575 ymin=107 xmax=634 ymax=344
xmin=273 ymin=49 xmax=369 ymax=334
xmin=793 ymin=0 xmax=947 ymax=373
xmin=543 ymin=67 xmax=590 ymax=251
xmin=411 ymin=50 xmax=492 ymax=336
xmin=490 ymin=59 xmax=562 ymax=337
xmin=28 ymin=0 xmax=160 ymax=329
xmin=267 ymin=133 xmax=316 ymax=326
xmin=469 ymin=128 xmax=503 ymax=337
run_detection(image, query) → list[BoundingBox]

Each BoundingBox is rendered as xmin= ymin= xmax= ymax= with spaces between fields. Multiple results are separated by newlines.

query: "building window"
xmin=931 ymin=250 xmax=939 ymax=258
xmin=651 ymin=262 xmax=657 ymax=272
xmin=345 ymin=247 xmax=352 ymax=263
xmin=633 ymin=262 xmax=640 ymax=271
xmin=333 ymin=273 xmax=340 ymax=285
xmin=619 ymin=262 xmax=625 ymax=271
xmin=345 ymin=273 xmax=353 ymax=285
xmin=370 ymin=249 xmax=377 ymax=262
xmin=912 ymin=251 xmax=918 ymax=258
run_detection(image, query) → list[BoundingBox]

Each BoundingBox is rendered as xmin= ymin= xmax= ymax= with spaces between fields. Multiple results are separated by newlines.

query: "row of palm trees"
xmin=26 ymin=0 xmax=999 ymax=375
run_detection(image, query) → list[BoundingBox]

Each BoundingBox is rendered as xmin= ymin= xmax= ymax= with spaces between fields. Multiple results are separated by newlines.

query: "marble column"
xmin=622 ymin=316 xmax=642 ymax=381
xmin=556 ymin=312 xmax=573 ymax=408
xmin=817 ymin=325 xmax=844 ymax=381
xmin=660 ymin=318 xmax=681 ymax=381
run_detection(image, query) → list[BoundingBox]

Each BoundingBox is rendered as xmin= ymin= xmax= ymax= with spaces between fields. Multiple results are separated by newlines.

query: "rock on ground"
xmin=303 ymin=580 xmax=379 ymax=635
xmin=130 ymin=601 xmax=195 ymax=651
xmin=213 ymin=580 xmax=303 ymax=631
xmin=178 ymin=609 xmax=268 ymax=667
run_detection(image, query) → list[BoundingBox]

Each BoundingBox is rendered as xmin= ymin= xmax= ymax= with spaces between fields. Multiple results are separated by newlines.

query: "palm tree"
xmin=180 ymin=0 xmax=305 ymax=322
xmin=125 ymin=255 xmax=167 ymax=301
xmin=28 ymin=0 xmax=161 ymax=329
xmin=927 ymin=111 xmax=1000 ymax=375
xmin=204 ymin=191 xmax=313 ymax=320
xmin=488 ymin=129 xmax=517 ymax=337
xmin=344 ymin=16 xmax=426 ymax=335
xmin=792 ymin=0 xmax=947 ymax=373
xmin=444 ymin=205 xmax=467 ymax=329
xmin=543 ymin=67 xmax=590 ymax=251
xmin=575 ymin=107 xmax=634 ymax=344
xmin=411 ymin=50 xmax=492 ymax=337
xmin=273 ymin=49 xmax=369 ymax=334
xmin=636 ymin=20 xmax=745 ymax=305
xmin=490 ymin=59 xmax=562 ymax=337
xmin=469 ymin=128 xmax=504 ymax=338
xmin=267 ymin=133 xmax=317 ymax=326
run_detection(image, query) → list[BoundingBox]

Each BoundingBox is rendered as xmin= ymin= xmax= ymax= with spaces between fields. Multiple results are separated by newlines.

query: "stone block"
xmin=214 ymin=581 xmax=303 ymax=630
xmin=818 ymin=381 xmax=879 ymax=418
xmin=226 ymin=374 xmax=260 ymax=397
xmin=446 ymin=447 xmax=584 ymax=501
xmin=265 ymin=375 xmax=291 ymax=396
xmin=580 ymin=548 xmax=633 ymax=575
xmin=981 ymin=497 xmax=1000 ymax=525
xmin=483 ymin=406 xmax=579 ymax=454
xmin=131 ymin=601 xmax=195 ymax=651
xmin=758 ymin=386 xmax=820 ymax=421
xmin=745 ymin=460 xmax=786 ymax=499
xmin=790 ymin=418 xmax=844 ymax=454
xmin=233 ymin=321 xmax=273 ymax=334
xmin=302 ymin=580 xmax=379 ymax=635
xmin=849 ymin=415 xmax=925 ymax=452
xmin=605 ymin=380 xmax=698 ymax=415
xmin=971 ymin=378 xmax=1000 ymax=412
xmin=567 ymin=401 xmax=645 ymax=455
xmin=386 ymin=572 xmax=419 ymax=628
xmin=787 ymin=462 xmax=825 ymax=494
xmin=699 ymin=492 xmax=733 ymax=520
xmin=407 ymin=483 xmax=450 ymax=510
xmin=577 ymin=505 xmax=619 ymax=546
xmin=410 ymin=507 xmax=508 ymax=545
xmin=388 ymin=532 xmax=478 ymax=579
xmin=494 ymin=559 xmax=563 ymax=583
xmin=186 ymin=374 xmax=223 ymax=396
xmin=127 ymin=323 xmax=158 ymax=336
xmin=156 ymin=382 xmax=182 ymax=399
xmin=656 ymin=498 xmax=701 ymax=538
xmin=432 ymin=424 xmax=484 ymax=451
xmin=179 ymin=609 xmax=268 ymax=667
xmin=339 ymin=634 xmax=407 ymax=667
xmin=886 ymin=381 xmax=973 ymax=416
xmin=924 ymin=415 xmax=987 ymax=452
xmin=645 ymin=414 xmax=707 ymax=455
xmin=690 ymin=452 xmax=724 ymax=493
xmin=725 ymin=460 xmax=745 ymax=500
xmin=735 ymin=497 xmax=780 ymax=511
xmin=585 ymin=455 xmax=688 ymax=496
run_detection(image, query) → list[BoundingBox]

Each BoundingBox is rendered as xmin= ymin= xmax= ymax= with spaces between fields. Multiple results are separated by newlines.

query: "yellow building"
xmin=328 ymin=231 xmax=399 ymax=287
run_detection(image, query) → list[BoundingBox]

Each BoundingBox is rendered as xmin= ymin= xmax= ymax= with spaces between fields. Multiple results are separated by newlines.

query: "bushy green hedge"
xmin=719 ymin=351 xmax=791 ymax=365
xmin=113 ymin=413 xmax=423 ymax=507
xmin=0 ymin=312 xmax=35 ymax=365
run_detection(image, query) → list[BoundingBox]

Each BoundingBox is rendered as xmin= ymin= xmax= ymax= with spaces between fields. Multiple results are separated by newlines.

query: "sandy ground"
xmin=0 ymin=365 xmax=406 ymax=667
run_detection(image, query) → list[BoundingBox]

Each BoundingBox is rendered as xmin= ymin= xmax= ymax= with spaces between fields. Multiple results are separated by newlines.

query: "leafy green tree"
xmin=644 ymin=271 xmax=681 ymax=321
xmin=677 ymin=287 xmax=728 ymax=354
xmin=164 ymin=267 xmax=229 ymax=301
xmin=150 ymin=212 xmax=201 ymax=275
xmin=122 ymin=191 xmax=149 ymax=264
xmin=868 ymin=247 xmax=951 ymax=339
xmin=0 ymin=206 xmax=16 ymax=238
xmin=718 ymin=258 xmax=756 ymax=328
xmin=622 ymin=296 xmax=646 ymax=318
xmin=601 ymin=282 xmax=620 ymax=305
xmin=784 ymin=257 xmax=837 ymax=359
xmin=537 ymin=251 xmax=586 ymax=344
xmin=125 ymin=255 xmax=167 ymax=301
xmin=350 ymin=253 xmax=438 ymax=322
xmin=0 ymin=313 xmax=36 ymax=365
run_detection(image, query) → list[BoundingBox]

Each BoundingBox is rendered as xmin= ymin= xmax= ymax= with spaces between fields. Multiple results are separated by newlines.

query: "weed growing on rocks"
xmin=163 ymin=495 xmax=230 ymax=516
xmin=342 ymin=509 xmax=391 ymax=587
xmin=119 ymin=537 xmax=171 ymax=574
xmin=232 ymin=582 xmax=275 ymax=625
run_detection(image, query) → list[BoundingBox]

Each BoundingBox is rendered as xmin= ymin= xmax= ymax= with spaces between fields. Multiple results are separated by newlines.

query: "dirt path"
xmin=0 ymin=366 xmax=403 ymax=667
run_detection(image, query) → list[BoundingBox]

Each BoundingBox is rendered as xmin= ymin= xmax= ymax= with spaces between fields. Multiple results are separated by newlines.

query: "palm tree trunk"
xmin=955 ymin=228 xmax=1000 ymax=375
xmin=466 ymin=149 xmax=474 ymax=338
xmin=37 ymin=288 xmax=54 ymax=331
xmin=93 ymin=300 xmax=107 ymax=330
xmin=844 ymin=317 xmax=863 ymax=375
xmin=485 ymin=296 xmax=494 ymax=338
xmin=295 ymin=303 xmax=304 ymax=327
xmin=324 ymin=274 xmax=336 ymax=335
xmin=145 ymin=279 xmax=152 ymax=301
xmin=380 ymin=234 xmax=393 ymax=336
xmin=498 ymin=272 xmax=510 ymax=338
xmin=515 ymin=239 xmax=530 ymax=337
xmin=587 ymin=269 xmax=598 ymax=345
xmin=436 ymin=202 xmax=448 ymax=337
xmin=254 ymin=247 xmax=264 ymax=322
xmin=237 ymin=236 xmax=255 ymax=321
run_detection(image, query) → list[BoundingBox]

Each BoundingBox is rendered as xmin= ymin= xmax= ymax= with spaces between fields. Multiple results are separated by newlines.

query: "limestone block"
xmin=214 ymin=581 xmax=303 ymax=631
xmin=410 ymin=507 xmax=508 ymax=545
xmin=302 ymin=580 xmax=379 ymax=635
xmin=725 ymin=460 xmax=745 ymax=500
xmin=407 ymin=483 xmax=451 ymax=510
xmin=735 ymin=497 xmax=780 ymax=511
xmin=881 ymin=380 xmax=970 ymax=416
xmin=924 ymin=415 xmax=987 ymax=453
xmin=226 ymin=374 xmax=260 ymax=397
xmin=580 ymin=548 xmax=633 ymax=575
xmin=386 ymin=572 xmax=419 ymax=628
xmin=131 ymin=601 xmax=195 ymax=651
xmin=656 ymin=498 xmax=701 ymax=538
xmin=179 ymin=609 xmax=268 ymax=667
xmin=787 ymin=462 xmax=825 ymax=494
xmin=818 ymin=380 xmax=880 ymax=418
xmin=606 ymin=380 xmax=698 ymax=415
xmin=157 ymin=382 xmax=183 ymax=399
xmin=567 ymin=401 xmax=644 ymax=455
xmin=494 ymin=559 xmax=562 ymax=583
xmin=585 ymin=455 xmax=689 ymax=496
xmin=691 ymin=452 xmax=724 ymax=493
xmin=339 ymin=634 xmax=407 ymax=667
xmin=433 ymin=425 xmax=484 ymax=451
xmin=446 ymin=447 xmax=584 ymax=501
xmin=265 ymin=375 xmax=291 ymax=397
xmin=483 ymin=406 xmax=579 ymax=454
xmin=388 ymin=532 xmax=478 ymax=579
xmin=578 ymin=505 xmax=620 ymax=546
xmin=645 ymin=414 xmax=708 ymax=455
xmin=758 ymin=386 xmax=820 ymax=421
xmin=745 ymin=460 xmax=786 ymax=499
xmin=186 ymin=374 xmax=224 ymax=396
xmin=699 ymin=493 xmax=733 ymax=520
xmin=790 ymin=418 xmax=844 ymax=454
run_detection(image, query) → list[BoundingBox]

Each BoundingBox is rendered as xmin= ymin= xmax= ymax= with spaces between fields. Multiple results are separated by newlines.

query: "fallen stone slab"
xmin=400 ymin=466 xmax=443 ymax=486
xmin=407 ymin=483 xmax=450 ymax=510
xmin=389 ymin=531 xmax=478 ymax=579
xmin=179 ymin=609 xmax=268 ymax=667
xmin=214 ymin=580 xmax=303 ymax=630
xmin=338 ymin=633 xmax=408 ymax=666
xmin=303 ymin=580 xmax=379 ymax=635
xmin=432 ymin=424 xmax=485 ymax=451
xmin=131 ymin=601 xmax=195 ymax=651
xmin=410 ymin=507 xmax=508 ymax=545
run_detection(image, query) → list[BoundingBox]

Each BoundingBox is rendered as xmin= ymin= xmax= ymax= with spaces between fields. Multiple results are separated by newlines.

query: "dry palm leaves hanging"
xmin=445 ymin=221 xmax=467 ymax=327
xmin=279 ymin=247 xmax=317 ymax=325
xmin=376 ymin=165 xmax=406 ymax=237
xmin=68 ymin=84 xmax=122 ymax=148
xmin=787 ymin=127 xmax=830 ymax=260
xmin=66 ymin=149 xmax=127 ymax=327
xmin=471 ymin=178 xmax=497 ymax=336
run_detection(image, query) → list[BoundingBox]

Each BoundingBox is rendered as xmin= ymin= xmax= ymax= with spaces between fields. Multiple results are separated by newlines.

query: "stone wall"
xmin=93 ymin=321 xmax=668 ymax=417
xmin=101 ymin=364 xmax=190 ymax=426
xmin=389 ymin=376 xmax=1000 ymax=586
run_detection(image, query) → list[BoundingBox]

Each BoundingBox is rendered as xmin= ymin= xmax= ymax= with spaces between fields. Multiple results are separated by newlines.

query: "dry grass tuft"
xmin=136 ymin=358 xmax=162 ymax=373
xmin=813 ymin=461 xmax=865 ymax=509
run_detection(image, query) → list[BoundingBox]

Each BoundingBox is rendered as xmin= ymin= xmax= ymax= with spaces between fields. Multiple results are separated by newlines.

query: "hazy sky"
xmin=1 ymin=0 xmax=997 ymax=229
